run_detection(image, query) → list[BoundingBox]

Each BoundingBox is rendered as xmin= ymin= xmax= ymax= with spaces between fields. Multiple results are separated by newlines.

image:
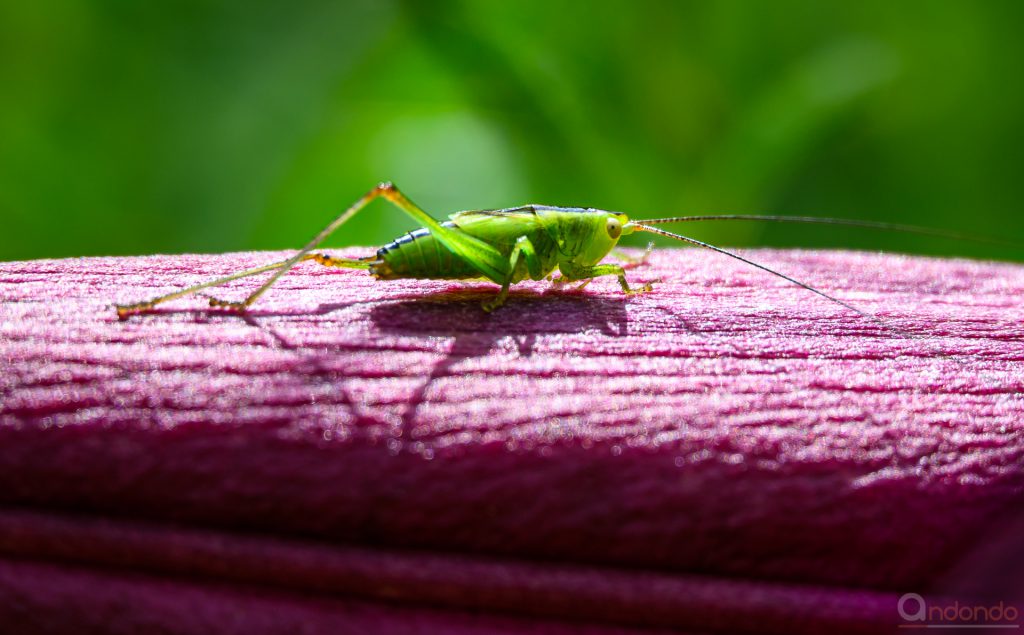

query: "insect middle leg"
xmin=555 ymin=262 xmax=654 ymax=296
xmin=481 ymin=236 xmax=544 ymax=312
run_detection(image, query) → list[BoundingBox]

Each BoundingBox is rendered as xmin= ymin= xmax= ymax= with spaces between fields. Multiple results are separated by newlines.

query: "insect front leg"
xmin=481 ymin=236 xmax=544 ymax=312
xmin=556 ymin=262 xmax=654 ymax=296
xmin=609 ymin=241 xmax=655 ymax=267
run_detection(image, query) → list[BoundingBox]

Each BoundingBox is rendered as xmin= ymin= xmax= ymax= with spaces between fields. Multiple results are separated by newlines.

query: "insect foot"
xmin=624 ymin=281 xmax=655 ymax=295
xmin=114 ymin=302 xmax=149 ymax=321
xmin=207 ymin=297 xmax=248 ymax=312
xmin=549 ymin=276 xmax=593 ymax=291
xmin=480 ymin=298 xmax=505 ymax=313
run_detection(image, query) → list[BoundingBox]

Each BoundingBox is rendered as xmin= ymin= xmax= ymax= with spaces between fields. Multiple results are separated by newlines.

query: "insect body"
xmin=116 ymin=183 xmax=656 ymax=317
xmin=368 ymin=208 xmax=630 ymax=287
xmin=114 ymin=182 xmax=997 ymax=320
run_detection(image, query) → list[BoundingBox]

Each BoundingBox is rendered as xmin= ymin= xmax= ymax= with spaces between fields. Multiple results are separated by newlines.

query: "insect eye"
xmin=606 ymin=217 xmax=622 ymax=239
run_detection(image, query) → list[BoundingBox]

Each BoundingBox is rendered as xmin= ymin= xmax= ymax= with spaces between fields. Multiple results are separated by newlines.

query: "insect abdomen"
xmin=369 ymin=223 xmax=482 ymax=280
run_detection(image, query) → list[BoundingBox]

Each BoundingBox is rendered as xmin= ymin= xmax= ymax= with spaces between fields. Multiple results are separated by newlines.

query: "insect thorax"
xmin=536 ymin=207 xmax=624 ymax=267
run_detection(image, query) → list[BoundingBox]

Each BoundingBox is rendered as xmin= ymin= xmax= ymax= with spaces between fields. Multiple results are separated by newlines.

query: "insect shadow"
xmin=369 ymin=286 xmax=630 ymax=350
xmin=368 ymin=287 xmax=631 ymax=428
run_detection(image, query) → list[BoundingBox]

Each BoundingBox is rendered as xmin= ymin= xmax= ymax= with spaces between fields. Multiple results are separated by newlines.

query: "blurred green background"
xmin=1 ymin=0 xmax=1021 ymax=262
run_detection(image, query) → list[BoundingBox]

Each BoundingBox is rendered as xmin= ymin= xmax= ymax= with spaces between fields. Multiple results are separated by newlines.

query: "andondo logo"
xmin=898 ymin=593 xmax=1020 ymax=629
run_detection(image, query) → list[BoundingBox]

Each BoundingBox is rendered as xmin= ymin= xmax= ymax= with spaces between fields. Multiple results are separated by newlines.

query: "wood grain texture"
xmin=1 ymin=248 xmax=1023 ymax=634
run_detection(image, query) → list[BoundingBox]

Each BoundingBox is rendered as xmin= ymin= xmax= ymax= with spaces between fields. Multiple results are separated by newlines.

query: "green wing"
xmin=448 ymin=208 xmax=541 ymax=247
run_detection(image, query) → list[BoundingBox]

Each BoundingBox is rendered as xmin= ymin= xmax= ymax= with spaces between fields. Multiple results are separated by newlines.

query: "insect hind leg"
xmin=204 ymin=182 xmax=509 ymax=313
xmin=204 ymin=253 xmax=371 ymax=308
xmin=115 ymin=256 xmax=296 ymax=320
xmin=117 ymin=252 xmax=371 ymax=319
xmin=307 ymin=253 xmax=372 ymax=269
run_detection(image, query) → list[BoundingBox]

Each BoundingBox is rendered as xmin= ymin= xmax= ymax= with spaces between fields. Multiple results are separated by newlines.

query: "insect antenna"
xmin=633 ymin=214 xmax=1016 ymax=248
xmin=629 ymin=223 xmax=874 ymax=321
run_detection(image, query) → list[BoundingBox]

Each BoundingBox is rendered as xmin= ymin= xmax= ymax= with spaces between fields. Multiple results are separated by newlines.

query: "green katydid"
xmin=113 ymin=182 xmax=1005 ymax=320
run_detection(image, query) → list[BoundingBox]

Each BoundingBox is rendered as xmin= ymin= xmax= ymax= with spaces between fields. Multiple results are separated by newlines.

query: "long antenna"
xmin=631 ymin=223 xmax=875 ymax=321
xmin=633 ymin=214 xmax=1016 ymax=248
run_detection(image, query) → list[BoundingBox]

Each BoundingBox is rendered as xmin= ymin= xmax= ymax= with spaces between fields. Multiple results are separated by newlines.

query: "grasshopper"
xmin=114 ymin=182 xmax=997 ymax=320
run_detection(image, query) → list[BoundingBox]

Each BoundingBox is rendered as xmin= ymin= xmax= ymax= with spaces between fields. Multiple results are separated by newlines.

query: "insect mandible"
xmin=114 ymin=181 xmax=1000 ymax=320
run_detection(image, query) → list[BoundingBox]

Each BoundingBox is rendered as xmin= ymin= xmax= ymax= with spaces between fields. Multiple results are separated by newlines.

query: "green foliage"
xmin=1 ymin=0 xmax=1021 ymax=261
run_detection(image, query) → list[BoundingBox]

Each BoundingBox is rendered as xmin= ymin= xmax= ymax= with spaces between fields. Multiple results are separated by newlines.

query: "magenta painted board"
xmin=1 ymin=249 xmax=1023 ymax=634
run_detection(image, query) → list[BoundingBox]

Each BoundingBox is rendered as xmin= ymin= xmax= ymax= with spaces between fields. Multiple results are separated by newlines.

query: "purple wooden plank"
xmin=1 ymin=248 xmax=1023 ymax=632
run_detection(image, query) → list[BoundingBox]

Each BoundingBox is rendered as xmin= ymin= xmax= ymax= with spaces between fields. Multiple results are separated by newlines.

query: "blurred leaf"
xmin=0 ymin=0 xmax=1021 ymax=262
